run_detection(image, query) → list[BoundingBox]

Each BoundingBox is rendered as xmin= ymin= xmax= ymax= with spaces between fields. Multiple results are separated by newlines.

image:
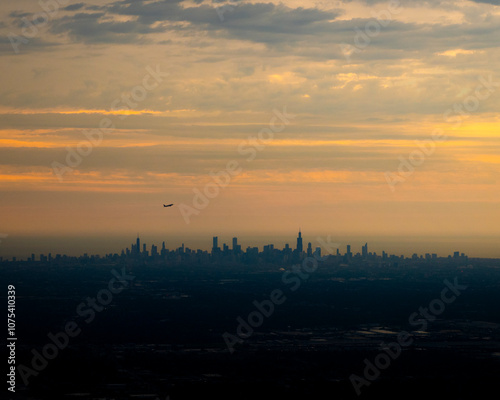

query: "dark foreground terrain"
xmin=2 ymin=258 xmax=500 ymax=399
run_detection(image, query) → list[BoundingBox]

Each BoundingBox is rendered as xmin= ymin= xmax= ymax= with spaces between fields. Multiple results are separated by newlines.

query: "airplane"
xmin=163 ymin=203 xmax=174 ymax=207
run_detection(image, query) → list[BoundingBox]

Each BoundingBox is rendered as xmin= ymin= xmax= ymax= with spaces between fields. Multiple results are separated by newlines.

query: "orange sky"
xmin=0 ymin=0 xmax=499 ymax=258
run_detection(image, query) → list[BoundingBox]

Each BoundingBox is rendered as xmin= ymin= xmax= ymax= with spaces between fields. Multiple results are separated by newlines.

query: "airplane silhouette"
xmin=163 ymin=204 xmax=174 ymax=207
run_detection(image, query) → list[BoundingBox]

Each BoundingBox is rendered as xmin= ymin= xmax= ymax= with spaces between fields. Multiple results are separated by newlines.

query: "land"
xmin=2 ymin=256 xmax=500 ymax=399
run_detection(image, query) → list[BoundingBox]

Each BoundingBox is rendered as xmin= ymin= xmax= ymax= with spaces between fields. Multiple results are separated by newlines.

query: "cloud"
xmin=27 ymin=1 xmax=341 ymax=46
xmin=3 ymin=0 xmax=500 ymax=61
xmin=50 ymin=12 xmax=166 ymax=44
xmin=469 ymin=0 xmax=500 ymax=5
xmin=63 ymin=3 xmax=86 ymax=11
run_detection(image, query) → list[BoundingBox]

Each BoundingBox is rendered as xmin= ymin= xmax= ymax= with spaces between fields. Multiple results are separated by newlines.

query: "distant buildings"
xmin=0 ymin=230 xmax=471 ymax=266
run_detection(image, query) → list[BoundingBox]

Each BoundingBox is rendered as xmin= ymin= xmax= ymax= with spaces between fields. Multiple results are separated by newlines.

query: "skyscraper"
xmin=362 ymin=243 xmax=368 ymax=257
xmin=136 ymin=236 xmax=140 ymax=255
xmin=314 ymin=247 xmax=321 ymax=258
xmin=296 ymin=229 xmax=303 ymax=253
xmin=232 ymin=237 xmax=241 ymax=254
xmin=212 ymin=236 xmax=219 ymax=253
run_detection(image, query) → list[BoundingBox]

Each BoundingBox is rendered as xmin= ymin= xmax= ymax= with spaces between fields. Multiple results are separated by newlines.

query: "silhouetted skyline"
xmin=0 ymin=230 xmax=475 ymax=266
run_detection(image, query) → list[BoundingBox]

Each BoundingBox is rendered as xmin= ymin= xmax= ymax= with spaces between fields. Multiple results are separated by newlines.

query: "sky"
xmin=0 ymin=0 xmax=499 ymax=258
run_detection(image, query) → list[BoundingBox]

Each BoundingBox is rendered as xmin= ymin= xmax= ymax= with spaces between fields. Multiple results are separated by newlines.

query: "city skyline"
xmin=0 ymin=230 xmax=477 ymax=264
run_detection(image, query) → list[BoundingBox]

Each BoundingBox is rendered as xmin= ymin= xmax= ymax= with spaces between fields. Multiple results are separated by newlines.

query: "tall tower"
xmin=212 ymin=236 xmax=219 ymax=253
xmin=136 ymin=236 xmax=140 ymax=255
xmin=296 ymin=229 xmax=303 ymax=253
xmin=232 ymin=237 xmax=240 ymax=254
